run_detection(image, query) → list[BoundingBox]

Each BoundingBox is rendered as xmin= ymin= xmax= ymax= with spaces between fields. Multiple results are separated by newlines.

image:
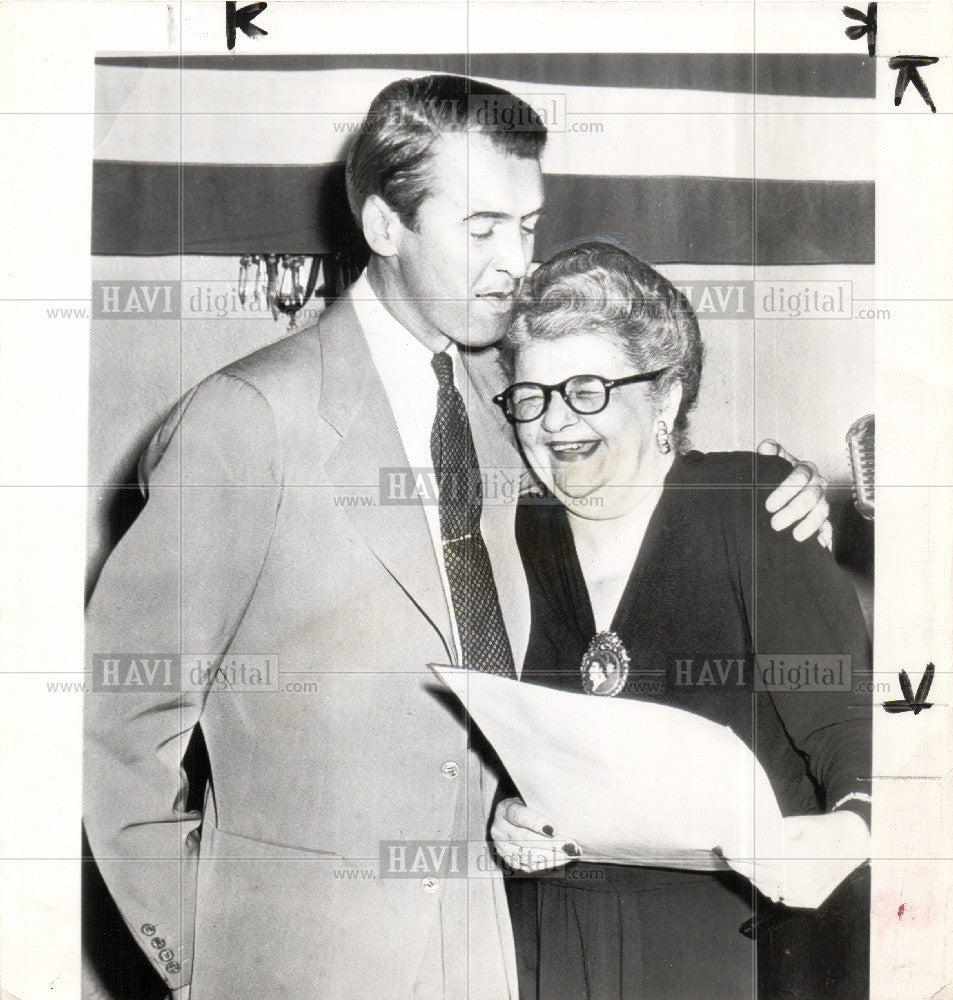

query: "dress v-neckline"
xmin=557 ymin=456 xmax=683 ymax=642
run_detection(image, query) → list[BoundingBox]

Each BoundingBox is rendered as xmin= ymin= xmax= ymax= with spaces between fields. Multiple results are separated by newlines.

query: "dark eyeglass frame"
xmin=493 ymin=368 xmax=670 ymax=423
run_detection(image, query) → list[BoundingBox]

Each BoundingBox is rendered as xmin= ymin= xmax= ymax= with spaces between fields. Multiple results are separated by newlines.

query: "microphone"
xmin=846 ymin=415 xmax=874 ymax=520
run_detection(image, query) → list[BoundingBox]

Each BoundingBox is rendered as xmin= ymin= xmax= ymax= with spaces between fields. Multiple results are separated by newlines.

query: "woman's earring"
xmin=656 ymin=420 xmax=672 ymax=454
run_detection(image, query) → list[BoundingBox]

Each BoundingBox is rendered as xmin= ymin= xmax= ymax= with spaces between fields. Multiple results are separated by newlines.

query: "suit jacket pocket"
xmin=191 ymin=823 xmax=442 ymax=1000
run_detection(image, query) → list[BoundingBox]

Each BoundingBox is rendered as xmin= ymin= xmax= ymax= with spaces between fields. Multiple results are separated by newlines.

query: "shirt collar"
xmin=349 ymin=269 xmax=455 ymax=370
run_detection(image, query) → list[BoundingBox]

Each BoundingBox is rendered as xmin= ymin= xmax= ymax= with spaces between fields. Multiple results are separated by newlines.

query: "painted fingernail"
xmin=542 ymin=825 xmax=554 ymax=837
xmin=564 ymin=842 xmax=580 ymax=857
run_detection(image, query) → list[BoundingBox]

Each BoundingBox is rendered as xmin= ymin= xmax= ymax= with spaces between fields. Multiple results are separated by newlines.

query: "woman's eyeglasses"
xmin=493 ymin=369 xmax=669 ymax=424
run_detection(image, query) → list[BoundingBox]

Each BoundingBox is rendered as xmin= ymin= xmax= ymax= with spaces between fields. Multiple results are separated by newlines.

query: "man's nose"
xmin=540 ymin=391 xmax=578 ymax=433
xmin=493 ymin=223 xmax=532 ymax=281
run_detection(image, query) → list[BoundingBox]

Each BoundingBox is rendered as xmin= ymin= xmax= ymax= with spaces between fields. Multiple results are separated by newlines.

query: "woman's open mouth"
xmin=547 ymin=440 xmax=600 ymax=460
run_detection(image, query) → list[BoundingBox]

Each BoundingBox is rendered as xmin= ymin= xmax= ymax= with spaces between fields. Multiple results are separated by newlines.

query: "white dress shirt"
xmin=349 ymin=269 xmax=463 ymax=662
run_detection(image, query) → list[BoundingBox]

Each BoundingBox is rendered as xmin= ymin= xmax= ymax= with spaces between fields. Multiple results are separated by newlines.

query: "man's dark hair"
xmin=344 ymin=74 xmax=547 ymax=230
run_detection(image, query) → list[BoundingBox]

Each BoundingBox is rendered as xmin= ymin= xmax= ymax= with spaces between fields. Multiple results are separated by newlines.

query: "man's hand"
xmin=757 ymin=440 xmax=832 ymax=549
xmin=490 ymin=797 xmax=578 ymax=872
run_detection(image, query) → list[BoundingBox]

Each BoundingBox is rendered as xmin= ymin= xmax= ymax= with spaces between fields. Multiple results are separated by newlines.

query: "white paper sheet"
xmin=431 ymin=664 xmax=864 ymax=908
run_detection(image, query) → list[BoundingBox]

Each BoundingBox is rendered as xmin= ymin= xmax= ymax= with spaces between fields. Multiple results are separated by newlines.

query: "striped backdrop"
xmin=92 ymin=53 xmax=875 ymax=265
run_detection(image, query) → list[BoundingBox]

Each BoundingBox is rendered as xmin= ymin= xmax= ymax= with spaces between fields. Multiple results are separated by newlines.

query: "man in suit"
xmin=84 ymin=74 xmax=829 ymax=999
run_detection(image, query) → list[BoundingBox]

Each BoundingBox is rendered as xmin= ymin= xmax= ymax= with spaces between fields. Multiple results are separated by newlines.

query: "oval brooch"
xmin=581 ymin=631 xmax=630 ymax=696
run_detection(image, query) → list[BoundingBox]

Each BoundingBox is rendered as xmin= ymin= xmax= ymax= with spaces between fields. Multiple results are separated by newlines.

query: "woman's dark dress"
xmin=507 ymin=451 xmax=871 ymax=1000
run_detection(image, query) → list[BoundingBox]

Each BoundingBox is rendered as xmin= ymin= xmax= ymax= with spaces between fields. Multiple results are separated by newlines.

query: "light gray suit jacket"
xmin=84 ymin=295 xmax=531 ymax=999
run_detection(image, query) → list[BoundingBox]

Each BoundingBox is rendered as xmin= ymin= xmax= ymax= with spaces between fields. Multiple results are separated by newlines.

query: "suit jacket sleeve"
xmin=738 ymin=455 xmax=872 ymax=829
xmin=83 ymin=372 xmax=283 ymax=990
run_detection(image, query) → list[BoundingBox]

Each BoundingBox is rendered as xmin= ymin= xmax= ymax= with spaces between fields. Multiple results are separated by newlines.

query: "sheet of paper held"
xmin=430 ymin=664 xmax=852 ymax=909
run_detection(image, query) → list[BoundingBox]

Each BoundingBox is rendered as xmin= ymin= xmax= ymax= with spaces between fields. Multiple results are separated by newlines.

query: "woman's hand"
xmin=757 ymin=440 xmax=833 ymax=548
xmin=490 ymin=797 xmax=579 ymax=872
xmin=744 ymin=811 xmax=870 ymax=909
xmin=780 ymin=810 xmax=870 ymax=907
xmin=722 ymin=811 xmax=869 ymax=908
xmin=784 ymin=810 xmax=870 ymax=864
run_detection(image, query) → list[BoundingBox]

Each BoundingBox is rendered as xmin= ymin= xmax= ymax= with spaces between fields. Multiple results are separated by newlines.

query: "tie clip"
xmin=442 ymin=534 xmax=474 ymax=545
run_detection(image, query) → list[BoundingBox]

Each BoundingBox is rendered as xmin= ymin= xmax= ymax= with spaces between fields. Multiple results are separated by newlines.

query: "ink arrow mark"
xmin=226 ymin=2 xmax=268 ymax=51
xmin=888 ymin=56 xmax=939 ymax=113
xmin=843 ymin=4 xmax=877 ymax=58
xmin=883 ymin=662 xmax=935 ymax=714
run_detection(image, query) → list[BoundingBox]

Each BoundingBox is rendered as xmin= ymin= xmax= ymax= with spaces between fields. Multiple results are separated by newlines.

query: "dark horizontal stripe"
xmin=92 ymin=161 xmax=362 ymax=257
xmin=95 ymin=53 xmax=874 ymax=99
xmin=539 ymin=175 xmax=874 ymax=265
xmin=92 ymin=161 xmax=874 ymax=265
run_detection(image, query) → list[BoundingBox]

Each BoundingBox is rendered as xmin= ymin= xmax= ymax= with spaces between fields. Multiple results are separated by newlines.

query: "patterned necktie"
xmin=430 ymin=351 xmax=516 ymax=677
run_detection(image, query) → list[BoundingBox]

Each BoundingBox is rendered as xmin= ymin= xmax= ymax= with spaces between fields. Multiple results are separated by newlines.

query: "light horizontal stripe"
xmin=95 ymin=64 xmax=877 ymax=121
xmin=95 ymin=53 xmax=875 ymax=97
xmin=92 ymin=161 xmax=874 ymax=265
xmin=94 ymin=68 xmax=874 ymax=182
xmin=94 ymin=110 xmax=874 ymax=184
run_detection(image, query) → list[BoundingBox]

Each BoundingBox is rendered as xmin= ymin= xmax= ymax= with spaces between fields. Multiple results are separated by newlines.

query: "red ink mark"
xmin=898 ymin=903 xmax=905 ymax=918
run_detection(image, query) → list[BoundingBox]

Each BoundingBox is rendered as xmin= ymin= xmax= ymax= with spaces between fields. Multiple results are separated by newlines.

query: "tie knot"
xmin=431 ymin=350 xmax=454 ymax=390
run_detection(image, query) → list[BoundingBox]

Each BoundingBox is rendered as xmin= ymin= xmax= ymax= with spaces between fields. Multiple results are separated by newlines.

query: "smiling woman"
xmin=500 ymin=242 xmax=701 ymax=519
xmin=494 ymin=241 xmax=872 ymax=1000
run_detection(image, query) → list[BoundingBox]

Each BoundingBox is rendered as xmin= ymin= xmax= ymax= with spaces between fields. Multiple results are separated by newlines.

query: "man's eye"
xmin=469 ymin=229 xmax=494 ymax=240
xmin=521 ymin=225 xmax=537 ymax=237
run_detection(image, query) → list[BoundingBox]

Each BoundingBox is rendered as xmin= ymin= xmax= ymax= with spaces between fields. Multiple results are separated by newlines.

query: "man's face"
xmin=390 ymin=132 xmax=545 ymax=349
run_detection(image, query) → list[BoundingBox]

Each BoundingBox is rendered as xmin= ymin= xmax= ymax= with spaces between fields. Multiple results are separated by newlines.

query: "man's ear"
xmin=361 ymin=195 xmax=402 ymax=257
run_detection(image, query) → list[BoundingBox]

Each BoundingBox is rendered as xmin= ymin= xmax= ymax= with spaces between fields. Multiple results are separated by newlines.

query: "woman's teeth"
xmin=549 ymin=441 xmax=598 ymax=457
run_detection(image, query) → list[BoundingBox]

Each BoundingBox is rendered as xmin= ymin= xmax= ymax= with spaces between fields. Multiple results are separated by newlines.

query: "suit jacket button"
xmin=159 ymin=949 xmax=174 ymax=962
xmin=166 ymin=961 xmax=181 ymax=974
xmin=441 ymin=761 xmax=459 ymax=778
xmin=422 ymin=877 xmax=439 ymax=894
xmin=140 ymin=923 xmax=156 ymax=936
xmin=151 ymin=937 xmax=166 ymax=949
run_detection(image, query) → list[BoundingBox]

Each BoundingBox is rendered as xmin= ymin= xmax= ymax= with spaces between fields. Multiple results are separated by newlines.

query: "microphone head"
xmin=846 ymin=414 xmax=874 ymax=521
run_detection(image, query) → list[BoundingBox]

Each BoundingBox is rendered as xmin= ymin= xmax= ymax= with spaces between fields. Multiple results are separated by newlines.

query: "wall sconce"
xmin=237 ymin=251 xmax=367 ymax=330
xmin=238 ymin=254 xmax=320 ymax=330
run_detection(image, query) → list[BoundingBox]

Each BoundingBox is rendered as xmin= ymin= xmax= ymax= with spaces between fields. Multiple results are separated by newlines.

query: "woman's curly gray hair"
xmin=501 ymin=241 xmax=703 ymax=453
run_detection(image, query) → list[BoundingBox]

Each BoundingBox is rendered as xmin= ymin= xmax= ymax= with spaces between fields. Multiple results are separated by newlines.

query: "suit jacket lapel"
xmin=317 ymin=297 xmax=455 ymax=658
